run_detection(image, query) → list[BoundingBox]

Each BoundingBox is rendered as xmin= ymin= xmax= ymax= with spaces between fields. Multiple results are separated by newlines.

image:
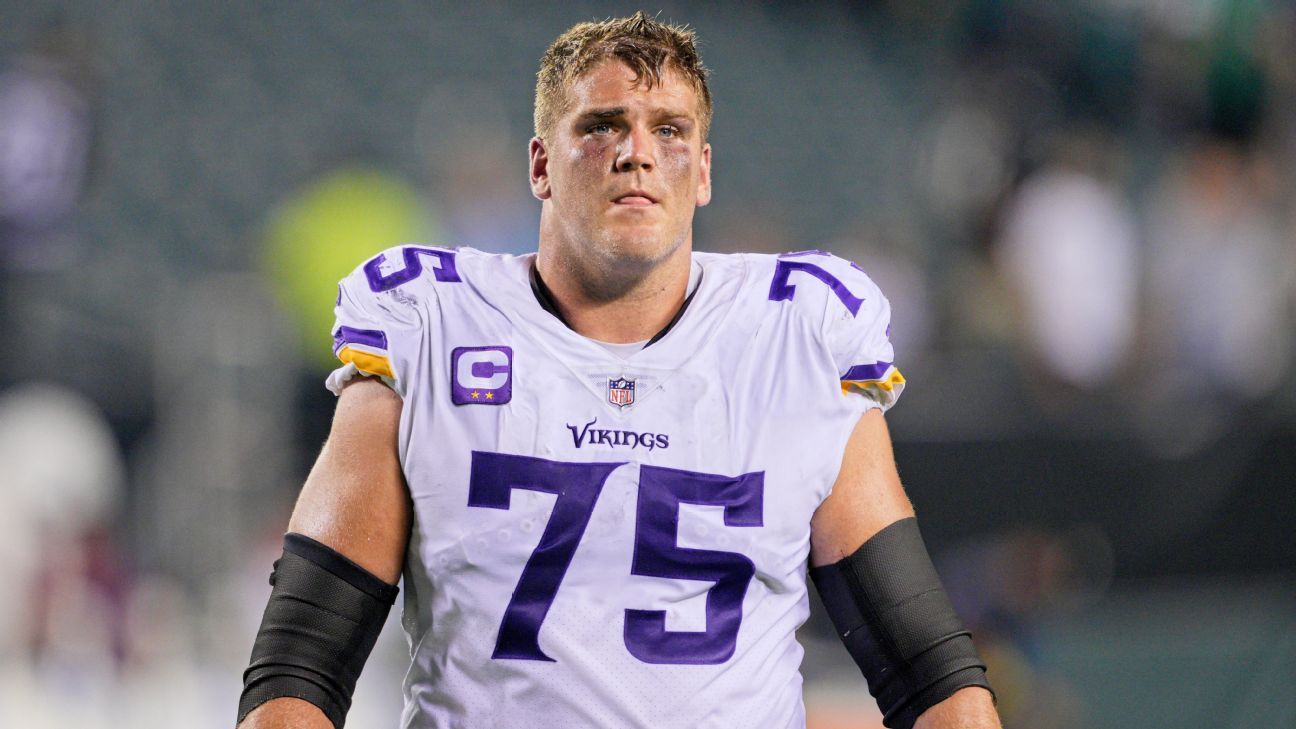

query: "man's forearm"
xmin=239 ymin=697 xmax=334 ymax=729
xmin=914 ymin=686 xmax=1002 ymax=729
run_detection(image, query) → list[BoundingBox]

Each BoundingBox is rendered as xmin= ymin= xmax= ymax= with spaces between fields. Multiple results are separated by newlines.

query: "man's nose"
xmin=615 ymin=127 xmax=655 ymax=172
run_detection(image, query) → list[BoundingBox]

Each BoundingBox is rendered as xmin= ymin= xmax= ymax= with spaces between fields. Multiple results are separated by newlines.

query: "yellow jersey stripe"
xmin=840 ymin=367 xmax=906 ymax=394
xmin=337 ymin=345 xmax=396 ymax=380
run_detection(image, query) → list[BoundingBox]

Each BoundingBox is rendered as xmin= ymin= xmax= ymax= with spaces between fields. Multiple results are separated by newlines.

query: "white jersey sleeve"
xmin=789 ymin=251 xmax=905 ymax=411
xmin=325 ymin=245 xmax=438 ymax=398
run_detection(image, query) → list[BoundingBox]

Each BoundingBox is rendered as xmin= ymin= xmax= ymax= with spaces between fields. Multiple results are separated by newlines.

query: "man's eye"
xmin=657 ymin=126 xmax=679 ymax=138
xmin=588 ymin=123 xmax=612 ymax=134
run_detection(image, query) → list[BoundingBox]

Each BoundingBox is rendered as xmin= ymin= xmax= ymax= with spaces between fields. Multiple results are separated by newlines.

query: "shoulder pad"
xmin=761 ymin=250 xmax=904 ymax=410
xmin=328 ymin=245 xmax=457 ymax=396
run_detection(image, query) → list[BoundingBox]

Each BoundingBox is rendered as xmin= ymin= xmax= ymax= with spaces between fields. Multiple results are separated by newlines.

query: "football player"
xmin=239 ymin=13 xmax=1000 ymax=729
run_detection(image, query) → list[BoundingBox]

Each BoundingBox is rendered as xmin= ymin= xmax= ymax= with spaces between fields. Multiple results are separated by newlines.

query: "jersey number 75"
xmin=468 ymin=451 xmax=764 ymax=666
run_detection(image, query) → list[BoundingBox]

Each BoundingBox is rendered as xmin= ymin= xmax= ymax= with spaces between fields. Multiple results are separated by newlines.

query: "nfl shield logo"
xmin=608 ymin=377 xmax=636 ymax=407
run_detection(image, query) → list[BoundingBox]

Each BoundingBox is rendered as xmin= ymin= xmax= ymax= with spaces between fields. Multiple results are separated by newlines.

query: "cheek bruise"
xmin=659 ymin=144 xmax=694 ymax=179
xmin=575 ymin=138 xmax=612 ymax=165
xmin=558 ymin=139 xmax=611 ymax=202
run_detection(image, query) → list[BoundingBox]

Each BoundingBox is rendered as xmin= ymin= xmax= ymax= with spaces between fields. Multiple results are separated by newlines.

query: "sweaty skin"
xmin=530 ymin=58 xmax=711 ymax=343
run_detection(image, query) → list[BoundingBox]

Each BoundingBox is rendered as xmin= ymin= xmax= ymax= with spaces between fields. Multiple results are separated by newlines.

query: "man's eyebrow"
xmin=577 ymin=107 xmax=695 ymax=121
xmin=580 ymin=107 xmax=626 ymax=119
xmin=652 ymin=107 xmax=695 ymax=120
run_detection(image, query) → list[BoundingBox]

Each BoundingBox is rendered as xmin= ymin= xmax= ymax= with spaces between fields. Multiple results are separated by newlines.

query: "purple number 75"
xmin=467 ymin=452 xmax=764 ymax=665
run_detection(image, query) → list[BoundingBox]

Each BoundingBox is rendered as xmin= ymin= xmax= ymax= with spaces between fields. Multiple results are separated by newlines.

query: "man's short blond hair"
xmin=534 ymin=11 xmax=712 ymax=140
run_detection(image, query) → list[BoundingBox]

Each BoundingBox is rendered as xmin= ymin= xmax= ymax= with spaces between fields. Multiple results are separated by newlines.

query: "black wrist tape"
xmin=810 ymin=518 xmax=993 ymax=729
xmin=238 ymin=533 xmax=399 ymax=728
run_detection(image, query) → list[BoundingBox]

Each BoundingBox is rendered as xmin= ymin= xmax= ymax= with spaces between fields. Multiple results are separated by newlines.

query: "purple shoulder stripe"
xmin=333 ymin=326 xmax=388 ymax=355
xmin=841 ymin=361 xmax=893 ymax=381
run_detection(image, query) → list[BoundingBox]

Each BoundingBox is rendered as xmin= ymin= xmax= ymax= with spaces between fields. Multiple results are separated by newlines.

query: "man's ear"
xmin=530 ymin=137 xmax=551 ymax=201
xmin=695 ymin=142 xmax=712 ymax=207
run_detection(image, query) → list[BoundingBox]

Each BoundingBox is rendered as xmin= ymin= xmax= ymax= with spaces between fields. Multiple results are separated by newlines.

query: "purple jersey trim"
xmin=841 ymin=361 xmax=893 ymax=382
xmin=333 ymin=326 xmax=388 ymax=355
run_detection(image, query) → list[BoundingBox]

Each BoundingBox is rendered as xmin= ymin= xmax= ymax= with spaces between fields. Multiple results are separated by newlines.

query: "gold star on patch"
xmin=471 ymin=391 xmax=480 ymax=399
xmin=485 ymin=392 xmax=494 ymax=399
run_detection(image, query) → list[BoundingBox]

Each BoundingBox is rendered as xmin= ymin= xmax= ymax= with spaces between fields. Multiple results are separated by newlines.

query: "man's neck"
xmin=534 ymin=244 xmax=693 ymax=344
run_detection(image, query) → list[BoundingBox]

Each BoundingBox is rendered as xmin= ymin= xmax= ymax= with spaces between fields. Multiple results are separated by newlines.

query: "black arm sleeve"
xmin=810 ymin=517 xmax=993 ymax=729
xmin=237 ymin=533 xmax=399 ymax=728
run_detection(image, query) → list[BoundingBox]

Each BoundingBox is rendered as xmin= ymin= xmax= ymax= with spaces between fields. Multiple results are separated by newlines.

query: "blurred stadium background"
xmin=1 ymin=2 xmax=1293 ymax=727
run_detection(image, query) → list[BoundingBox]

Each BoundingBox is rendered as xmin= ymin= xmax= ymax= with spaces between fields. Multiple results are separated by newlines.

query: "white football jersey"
xmin=326 ymin=246 xmax=904 ymax=729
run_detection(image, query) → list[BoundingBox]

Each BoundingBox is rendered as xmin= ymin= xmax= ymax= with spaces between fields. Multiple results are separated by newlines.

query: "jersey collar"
xmin=527 ymin=261 xmax=703 ymax=349
xmin=459 ymin=250 xmax=746 ymax=412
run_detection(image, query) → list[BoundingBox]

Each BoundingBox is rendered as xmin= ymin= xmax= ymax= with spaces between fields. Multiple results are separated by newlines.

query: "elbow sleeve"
xmin=810 ymin=517 xmax=993 ymax=729
xmin=238 ymin=533 xmax=399 ymax=728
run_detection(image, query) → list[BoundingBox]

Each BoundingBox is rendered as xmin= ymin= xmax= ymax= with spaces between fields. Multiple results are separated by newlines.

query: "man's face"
xmin=531 ymin=59 xmax=712 ymax=272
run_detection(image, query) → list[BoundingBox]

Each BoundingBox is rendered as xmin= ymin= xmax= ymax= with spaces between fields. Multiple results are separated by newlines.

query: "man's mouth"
xmin=613 ymin=191 xmax=658 ymax=206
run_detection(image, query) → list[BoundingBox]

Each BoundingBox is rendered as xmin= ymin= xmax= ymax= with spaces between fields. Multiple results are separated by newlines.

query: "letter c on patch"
xmin=451 ymin=346 xmax=513 ymax=405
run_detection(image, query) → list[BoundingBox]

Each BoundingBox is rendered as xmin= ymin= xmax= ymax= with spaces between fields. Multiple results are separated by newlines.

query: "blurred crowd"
xmin=1 ymin=2 xmax=1293 ymax=728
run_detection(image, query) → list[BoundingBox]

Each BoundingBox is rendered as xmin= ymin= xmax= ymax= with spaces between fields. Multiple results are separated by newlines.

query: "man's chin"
xmin=598 ymin=231 xmax=682 ymax=268
xmin=562 ymin=228 xmax=688 ymax=300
